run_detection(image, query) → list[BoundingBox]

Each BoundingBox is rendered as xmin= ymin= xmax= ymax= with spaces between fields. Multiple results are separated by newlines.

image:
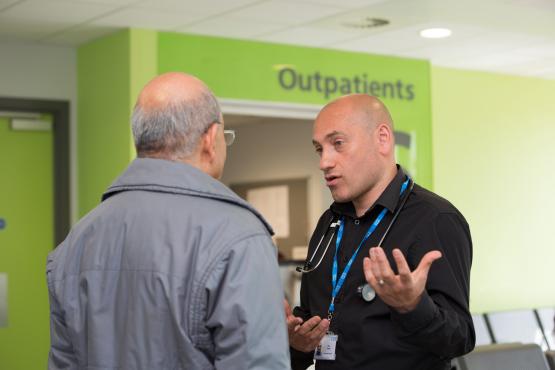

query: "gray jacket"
xmin=47 ymin=158 xmax=290 ymax=370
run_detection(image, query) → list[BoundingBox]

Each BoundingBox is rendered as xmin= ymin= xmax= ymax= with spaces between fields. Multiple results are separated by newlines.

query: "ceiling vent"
xmin=342 ymin=17 xmax=390 ymax=29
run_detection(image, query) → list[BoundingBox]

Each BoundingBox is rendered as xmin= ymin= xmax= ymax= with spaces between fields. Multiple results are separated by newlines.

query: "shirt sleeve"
xmin=204 ymin=233 xmax=290 ymax=370
xmin=47 ymin=253 xmax=78 ymax=370
xmin=389 ymin=211 xmax=476 ymax=359
xmin=289 ymin=269 xmax=316 ymax=370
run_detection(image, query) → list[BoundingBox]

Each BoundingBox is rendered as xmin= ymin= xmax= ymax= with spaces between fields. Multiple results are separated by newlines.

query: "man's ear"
xmin=200 ymin=123 xmax=218 ymax=162
xmin=376 ymin=123 xmax=394 ymax=154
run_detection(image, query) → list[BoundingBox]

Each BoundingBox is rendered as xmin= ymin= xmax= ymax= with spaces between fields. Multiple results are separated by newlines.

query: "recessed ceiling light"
xmin=420 ymin=27 xmax=452 ymax=39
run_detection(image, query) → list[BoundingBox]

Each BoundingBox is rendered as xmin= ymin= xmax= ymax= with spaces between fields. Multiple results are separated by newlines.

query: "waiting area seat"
xmin=487 ymin=309 xmax=548 ymax=350
xmin=455 ymin=343 xmax=550 ymax=370
xmin=545 ymin=350 xmax=555 ymax=370
xmin=471 ymin=313 xmax=493 ymax=346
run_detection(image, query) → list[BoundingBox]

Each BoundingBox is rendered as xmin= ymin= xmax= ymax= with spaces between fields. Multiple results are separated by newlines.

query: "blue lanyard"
xmin=328 ymin=177 xmax=410 ymax=316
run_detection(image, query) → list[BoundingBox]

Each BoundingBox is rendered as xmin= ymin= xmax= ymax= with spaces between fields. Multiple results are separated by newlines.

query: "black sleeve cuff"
xmin=290 ymin=347 xmax=314 ymax=370
xmin=390 ymin=292 xmax=438 ymax=333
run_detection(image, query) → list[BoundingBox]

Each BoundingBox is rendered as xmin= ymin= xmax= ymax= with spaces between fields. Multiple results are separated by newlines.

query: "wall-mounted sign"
xmin=277 ymin=67 xmax=415 ymax=101
xmin=158 ymin=32 xmax=432 ymax=188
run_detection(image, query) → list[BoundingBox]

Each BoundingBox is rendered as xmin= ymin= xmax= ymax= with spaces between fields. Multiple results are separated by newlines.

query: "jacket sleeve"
xmin=390 ymin=211 xmax=476 ymax=359
xmin=290 ymin=212 xmax=334 ymax=370
xmin=204 ymin=233 xmax=290 ymax=370
xmin=46 ymin=254 xmax=78 ymax=370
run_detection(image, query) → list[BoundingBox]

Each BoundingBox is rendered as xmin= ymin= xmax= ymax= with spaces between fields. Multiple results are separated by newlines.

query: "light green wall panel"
xmin=158 ymin=32 xmax=433 ymax=188
xmin=431 ymin=66 xmax=555 ymax=312
xmin=78 ymin=30 xmax=132 ymax=217
xmin=78 ymin=29 xmax=158 ymax=217
xmin=129 ymin=29 xmax=158 ymax=160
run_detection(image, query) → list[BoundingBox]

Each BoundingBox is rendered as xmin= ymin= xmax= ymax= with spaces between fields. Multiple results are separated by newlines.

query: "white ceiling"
xmin=0 ymin=0 xmax=554 ymax=79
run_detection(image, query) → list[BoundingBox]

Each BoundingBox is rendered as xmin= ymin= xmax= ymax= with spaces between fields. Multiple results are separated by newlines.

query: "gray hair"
xmin=131 ymin=90 xmax=221 ymax=159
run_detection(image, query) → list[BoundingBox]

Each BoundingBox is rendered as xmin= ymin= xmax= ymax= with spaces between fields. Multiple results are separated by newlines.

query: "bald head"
xmin=319 ymin=94 xmax=394 ymax=133
xmin=136 ymin=72 xmax=208 ymax=112
xmin=132 ymin=72 xmax=221 ymax=159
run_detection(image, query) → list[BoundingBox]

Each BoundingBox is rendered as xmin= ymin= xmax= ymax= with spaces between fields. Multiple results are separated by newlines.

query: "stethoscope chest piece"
xmin=357 ymin=283 xmax=376 ymax=302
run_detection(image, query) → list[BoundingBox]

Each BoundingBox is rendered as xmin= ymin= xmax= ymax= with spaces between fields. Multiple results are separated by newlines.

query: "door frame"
xmin=0 ymin=97 xmax=70 ymax=246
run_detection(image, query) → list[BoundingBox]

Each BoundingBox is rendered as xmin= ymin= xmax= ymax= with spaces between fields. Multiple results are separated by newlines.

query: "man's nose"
xmin=319 ymin=150 xmax=335 ymax=171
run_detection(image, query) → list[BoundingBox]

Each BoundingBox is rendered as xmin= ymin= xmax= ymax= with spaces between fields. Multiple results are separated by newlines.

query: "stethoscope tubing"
xmin=297 ymin=179 xmax=414 ymax=274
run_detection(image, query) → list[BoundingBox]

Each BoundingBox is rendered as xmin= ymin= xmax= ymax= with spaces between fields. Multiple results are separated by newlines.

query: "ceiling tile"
xmin=422 ymin=31 xmax=550 ymax=65
xmin=333 ymin=22 xmax=487 ymax=55
xmin=39 ymin=0 xmax=140 ymax=5
xmin=297 ymin=0 xmax=391 ymax=10
xmin=224 ymin=0 xmax=345 ymax=25
xmin=180 ymin=16 xmax=286 ymax=39
xmin=92 ymin=8 xmax=202 ymax=30
xmin=508 ymin=0 xmax=555 ymax=12
xmin=2 ymin=0 xmax=117 ymax=23
xmin=0 ymin=0 xmax=19 ymax=11
xmin=490 ymin=57 xmax=555 ymax=76
xmin=0 ymin=15 xmax=68 ymax=41
xmin=513 ymin=42 xmax=555 ymax=59
xmin=258 ymin=26 xmax=359 ymax=47
xmin=135 ymin=0 xmax=261 ymax=16
xmin=44 ymin=25 xmax=119 ymax=46
xmin=435 ymin=52 xmax=538 ymax=71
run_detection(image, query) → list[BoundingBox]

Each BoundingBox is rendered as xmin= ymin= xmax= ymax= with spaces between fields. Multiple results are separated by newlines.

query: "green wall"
xmin=77 ymin=28 xmax=555 ymax=313
xmin=78 ymin=29 xmax=157 ymax=217
xmin=0 ymin=116 xmax=53 ymax=369
xmin=77 ymin=29 xmax=433 ymax=215
xmin=158 ymin=32 xmax=433 ymax=188
xmin=431 ymin=67 xmax=555 ymax=313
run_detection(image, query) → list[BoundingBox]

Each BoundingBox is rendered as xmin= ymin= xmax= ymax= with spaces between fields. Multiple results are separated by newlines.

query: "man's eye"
xmin=315 ymin=147 xmax=322 ymax=155
xmin=334 ymin=140 xmax=344 ymax=147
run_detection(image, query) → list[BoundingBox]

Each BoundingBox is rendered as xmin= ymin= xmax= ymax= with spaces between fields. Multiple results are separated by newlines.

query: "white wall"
xmin=222 ymin=118 xmax=333 ymax=239
xmin=0 ymin=41 xmax=77 ymax=223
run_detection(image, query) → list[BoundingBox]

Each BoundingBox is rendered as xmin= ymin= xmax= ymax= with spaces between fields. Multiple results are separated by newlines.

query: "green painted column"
xmin=77 ymin=29 xmax=157 ymax=217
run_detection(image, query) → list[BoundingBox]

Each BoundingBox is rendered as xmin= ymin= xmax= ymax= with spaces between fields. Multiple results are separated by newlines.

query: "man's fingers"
xmin=307 ymin=319 xmax=330 ymax=342
xmin=296 ymin=316 xmax=323 ymax=336
xmin=374 ymin=247 xmax=395 ymax=282
xmin=363 ymin=257 xmax=375 ymax=284
xmin=368 ymin=249 xmax=383 ymax=284
xmin=392 ymin=249 xmax=412 ymax=283
xmin=284 ymin=299 xmax=292 ymax=316
xmin=285 ymin=315 xmax=303 ymax=327
xmin=416 ymin=250 xmax=442 ymax=277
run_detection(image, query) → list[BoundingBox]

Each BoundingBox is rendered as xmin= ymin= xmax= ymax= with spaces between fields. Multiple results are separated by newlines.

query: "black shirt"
xmin=291 ymin=166 xmax=475 ymax=370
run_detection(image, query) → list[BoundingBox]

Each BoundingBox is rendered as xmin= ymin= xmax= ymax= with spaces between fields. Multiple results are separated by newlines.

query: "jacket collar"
xmin=102 ymin=158 xmax=274 ymax=234
xmin=330 ymin=165 xmax=408 ymax=219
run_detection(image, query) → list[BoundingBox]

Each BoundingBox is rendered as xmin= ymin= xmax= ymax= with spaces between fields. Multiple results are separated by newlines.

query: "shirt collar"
xmin=330 ymin=165 xmax=408 ymax=219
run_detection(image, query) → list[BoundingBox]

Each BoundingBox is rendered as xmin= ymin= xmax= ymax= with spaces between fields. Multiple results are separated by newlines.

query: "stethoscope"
xmin=296 ymin=177 xmax=415 ymax=302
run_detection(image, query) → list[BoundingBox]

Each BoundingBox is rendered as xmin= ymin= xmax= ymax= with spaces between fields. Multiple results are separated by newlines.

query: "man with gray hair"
xmin=46 ymin=72 xmax=290 ymax=369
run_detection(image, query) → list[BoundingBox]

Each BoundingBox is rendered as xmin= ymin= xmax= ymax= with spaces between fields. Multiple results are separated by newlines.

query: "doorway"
xmin=0 ymin=98 xmax=70 ymax=370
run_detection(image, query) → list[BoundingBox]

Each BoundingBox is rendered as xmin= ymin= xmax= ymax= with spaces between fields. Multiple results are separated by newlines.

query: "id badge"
xmin=313 ymin=332 xmax=338 ymax=361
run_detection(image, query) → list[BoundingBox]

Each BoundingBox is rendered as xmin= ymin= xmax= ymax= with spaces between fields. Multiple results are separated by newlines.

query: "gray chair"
xmin=450 ymin=356 xmax=464 ymax=370
xmin=537 ymin=307 xmax=555 ymax=350
xmin=458 ymin=343 xmax=549 ymax=370
xmin=545 ymin=350 xmax=555 ymax=370
xmin=472 ymin=313 xmax=493 ymax=346
xmin=488 ymin=309 xmax=548 ymax=350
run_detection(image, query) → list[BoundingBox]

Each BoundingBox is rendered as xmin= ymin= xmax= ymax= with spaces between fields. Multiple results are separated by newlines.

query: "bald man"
xmin=46 ymin=73 xmax=289 ymax=370
xmin=285 ymin=94 xmax=475 ymax=369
